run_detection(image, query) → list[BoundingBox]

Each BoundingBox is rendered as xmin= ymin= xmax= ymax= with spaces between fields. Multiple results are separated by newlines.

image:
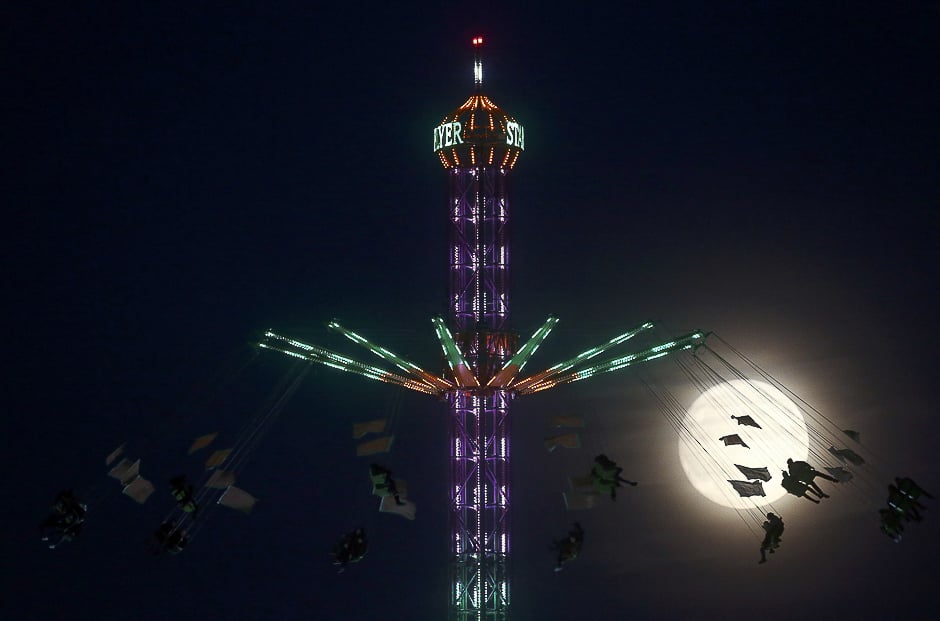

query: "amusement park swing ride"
xmin=38 ymin=36 xmax=924 ymax=621
xmin=253 ymin=37 xmax=892 ymax=620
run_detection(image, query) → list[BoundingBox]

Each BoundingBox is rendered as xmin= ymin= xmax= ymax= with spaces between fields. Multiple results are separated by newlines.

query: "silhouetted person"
xmin=152 ymin=520 xmax=189 ymax=555
xmin=591 ymin=454 xmax=637 ymax=500
xmin=879 ymin=508 xmax=904 ymax=543
xmin=333 ymin=527 xmax=368 ymax=573
xmin=369 ymin=464 xmax=404 ymax=505
xmin=169 ymin=475 xmax=198 ymax=515
xmin=553 ymin=522 xmax=584 ymax=572
xmin=787 ymin=458 xmax=837 ymax=498
xmin=888 ymin=485 xmax=925 ymax=522
xmin=781 ymin=471 xmax=822 ymax=503
xmin=759 ymin=513 xmax=784 ymax=564
xmin=895 ymin=477 xmax=933 ymax=501
xmin=39 ymin=490 xmax=87 ymax=548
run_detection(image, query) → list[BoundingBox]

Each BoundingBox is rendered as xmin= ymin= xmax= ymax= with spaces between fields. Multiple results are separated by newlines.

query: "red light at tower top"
xmin=432 ymin=36 xmax=525 ymax=169
xmin=473 ymin=37 xmax=484 ymax=89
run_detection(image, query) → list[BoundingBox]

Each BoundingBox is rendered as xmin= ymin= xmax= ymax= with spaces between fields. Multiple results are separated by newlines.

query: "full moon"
xmin=677 ymin=379 xmax=809 ymax=509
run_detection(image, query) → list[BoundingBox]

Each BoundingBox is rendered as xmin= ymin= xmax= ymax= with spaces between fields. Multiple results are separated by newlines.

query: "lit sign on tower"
xmin=505 ymin=121 xmax=525 ymax=149
xmin=430 ymin=37 xmax=526 ymax=171
xmin=433 ymin=121 xmax=465 ymax=151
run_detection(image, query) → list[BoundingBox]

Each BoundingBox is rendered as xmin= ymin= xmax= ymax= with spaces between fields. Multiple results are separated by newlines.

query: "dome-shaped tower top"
xmin=432 ymin=37 xmax=525 ymax=170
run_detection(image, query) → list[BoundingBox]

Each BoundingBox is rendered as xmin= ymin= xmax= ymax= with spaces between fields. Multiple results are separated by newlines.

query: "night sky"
xmin=5 ymin=2 xmax=940 ymax=619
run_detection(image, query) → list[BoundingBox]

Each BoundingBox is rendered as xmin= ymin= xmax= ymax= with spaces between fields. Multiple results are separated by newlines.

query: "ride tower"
xmin=433 ymin=36 xmax=524 ymax=620
xmin=258 ymin=36 xmax=704 ymax=621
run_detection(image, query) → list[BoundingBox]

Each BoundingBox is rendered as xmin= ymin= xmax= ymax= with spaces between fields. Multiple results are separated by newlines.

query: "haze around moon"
xmin=677 ymin=379 xmax=809 ymax=509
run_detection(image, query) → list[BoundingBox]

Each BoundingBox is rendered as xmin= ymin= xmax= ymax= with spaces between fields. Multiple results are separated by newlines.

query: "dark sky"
xmin=4 ymin=2 xmax=940 ymax=619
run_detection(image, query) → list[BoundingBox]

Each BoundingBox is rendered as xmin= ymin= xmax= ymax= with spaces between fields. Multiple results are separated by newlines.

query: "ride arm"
xmin=431 ymin=317 xmax=479 ymax=388
xmin=327 ymin=321 xmax=455 ymax=392
xmin=519 ymin=330 xmax=707 ymax=394
xmin=487 ymin=315 xmax=559 ymax=388
xmin=511 ymin=321 xmax=656 ymax=392
xmin=259 ymin=331 xmax=440 ymax=395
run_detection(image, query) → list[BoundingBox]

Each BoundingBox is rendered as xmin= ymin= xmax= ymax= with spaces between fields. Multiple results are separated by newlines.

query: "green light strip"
xmin=264 ymin=331 xmax=384 ymax=375
xmin=259 ymin=335 xmax=438 ymax=395
xmin=261 ymin=335 xmax=392 ymax=381
xmin=487 ymin=316 xmax=558 ymax=387
xmin=512 ymin=321 xmax=655 ymax=391
xmin=521 ymin=332 xmax=704 ymax=394
xmin=327 ymin=322 xmax=453 ymax=391
xmin=431 ymin=317 xmax=479 ymax=387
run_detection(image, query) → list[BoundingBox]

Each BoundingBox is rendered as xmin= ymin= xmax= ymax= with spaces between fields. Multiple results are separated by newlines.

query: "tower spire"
xmin=472 ymin=36 xmax=483 ymax=90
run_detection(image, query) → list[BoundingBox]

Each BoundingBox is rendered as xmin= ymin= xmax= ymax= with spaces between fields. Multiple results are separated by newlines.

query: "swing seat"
xmin=377 ymin=479 xmax=410 ymax=514
xmin=563 ymin=492 xmax=596 ymax=511
xmin=544 ymin=432 xmax=581 ymax=451
xmin=356 ymin=435 xmax=395 ymax=456
xmin=568 ymin=475 xmax=594 ymax=493
xmin=353 ymin=419 xmax=388 ymax=439
xmin=548 ymin=415 xmax=585 ymax=428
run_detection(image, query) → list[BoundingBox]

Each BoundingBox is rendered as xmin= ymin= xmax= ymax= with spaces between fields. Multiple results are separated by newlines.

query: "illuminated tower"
xmin=258 ymin=37 xmax=704 ymax=621
xmin=432 ymin=35 xmax=523 ymax=620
